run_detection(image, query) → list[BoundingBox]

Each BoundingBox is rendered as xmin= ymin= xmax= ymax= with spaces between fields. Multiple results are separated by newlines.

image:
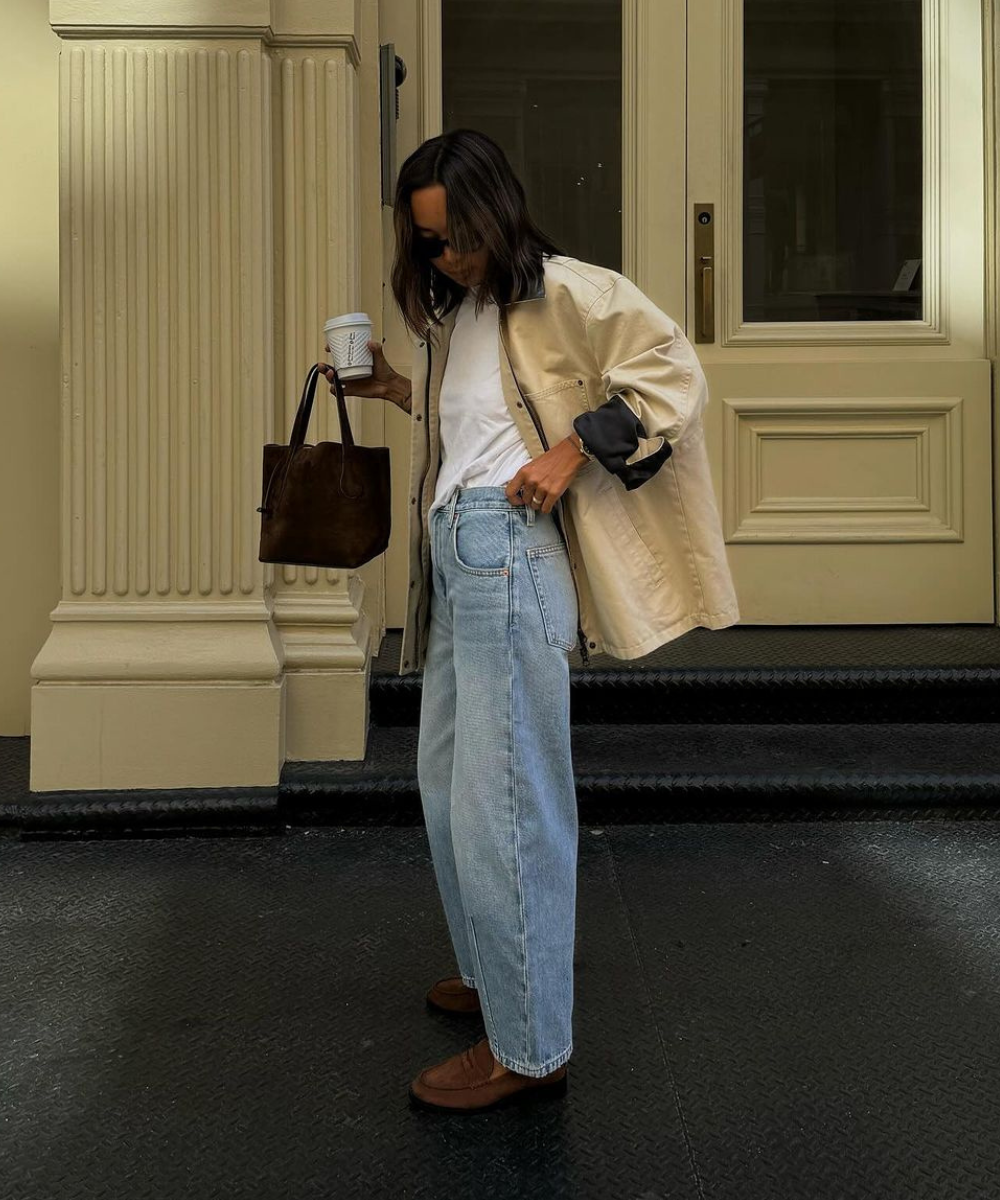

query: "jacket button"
xmin=516 ymin=401 xmax=523 ymax=407
xmin=411 ymin=497 xmax=416 ymax=504
xmin=404 ymin=660 xmax=409 ymax=667
xmin=577 ymin=379 xmax=583 ymax=385
xmin=410 ymin=580 xmax=415 ymax=588
xmin=588 ymin=641 xmax=596 ymax=649
xmin=416 ymin=414 xmax=422 ymax=421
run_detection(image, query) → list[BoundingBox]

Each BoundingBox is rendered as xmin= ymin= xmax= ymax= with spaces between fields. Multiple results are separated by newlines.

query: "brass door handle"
xmin=694 ymin=204 xmax=715 ymax=343
xmin=701 ymin=259 xmax=714 ymax=339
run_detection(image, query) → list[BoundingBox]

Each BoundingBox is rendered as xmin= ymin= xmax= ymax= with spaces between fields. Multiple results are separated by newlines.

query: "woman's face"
xmin=410 ymin=183 xmax=489 ymax=288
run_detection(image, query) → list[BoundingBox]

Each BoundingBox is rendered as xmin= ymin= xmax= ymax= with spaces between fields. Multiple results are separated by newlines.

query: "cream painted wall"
xmin=0 ymin=0 xmax=60 ymax=734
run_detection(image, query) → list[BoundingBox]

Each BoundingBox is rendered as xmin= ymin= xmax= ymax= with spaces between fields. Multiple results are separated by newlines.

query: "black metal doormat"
xmin=0 ymin=823 xmax=997 ymax=1199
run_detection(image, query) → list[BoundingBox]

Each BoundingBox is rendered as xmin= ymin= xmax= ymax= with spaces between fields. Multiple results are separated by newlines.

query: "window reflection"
xmin=443 ymin=0 xmax=622 ymax=271
xmin=744 ymin=0 xmax=923 ymax=322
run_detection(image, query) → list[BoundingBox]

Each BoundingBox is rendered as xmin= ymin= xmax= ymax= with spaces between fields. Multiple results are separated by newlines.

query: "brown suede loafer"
xmin=425 ymin=976 xmax=482 ymax=1014
xmin=408 ymin=1035 xmax=569 ymax=1114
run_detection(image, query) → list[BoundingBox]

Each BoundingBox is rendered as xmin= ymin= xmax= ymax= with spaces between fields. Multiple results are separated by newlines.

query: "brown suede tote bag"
xmin=257 ymin=362 xmax=391 ymax=569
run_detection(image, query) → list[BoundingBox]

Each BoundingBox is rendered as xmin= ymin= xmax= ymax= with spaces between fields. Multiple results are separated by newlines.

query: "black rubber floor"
xmin=3 ymin=822 xmax=999 ymax=1199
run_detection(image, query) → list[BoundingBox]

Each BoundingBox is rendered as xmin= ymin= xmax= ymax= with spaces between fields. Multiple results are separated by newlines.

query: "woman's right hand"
xmin=319 ymin=340 xmax=400 ymax=401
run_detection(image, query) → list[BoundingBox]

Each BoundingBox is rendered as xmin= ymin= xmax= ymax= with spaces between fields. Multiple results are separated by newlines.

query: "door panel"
xmin=378 ymin=0 xmax=425 ymax=626
xmin=441 ymin=0 xmax=623 ymax=271
xmin=383 ymin=0 xmax=993 ymax=628
xmin=689 ymin=0 xmax=993 ymax=622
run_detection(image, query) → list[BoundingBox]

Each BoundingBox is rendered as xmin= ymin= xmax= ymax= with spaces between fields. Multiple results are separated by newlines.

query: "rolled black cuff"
xmin=573 ymin=395 xmax=673 ymax=491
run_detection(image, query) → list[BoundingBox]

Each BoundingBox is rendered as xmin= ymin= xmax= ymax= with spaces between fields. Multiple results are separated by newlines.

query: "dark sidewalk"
xmin=2 ymin=818 xmax=999 ymax=1199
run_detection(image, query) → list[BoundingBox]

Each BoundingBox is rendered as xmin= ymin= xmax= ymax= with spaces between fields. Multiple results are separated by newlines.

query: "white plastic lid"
xmin=324 ymin=312 xmax=370 ymax=329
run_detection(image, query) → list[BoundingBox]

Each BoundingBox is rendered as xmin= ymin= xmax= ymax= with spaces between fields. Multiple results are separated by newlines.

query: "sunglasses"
xmin=413 ymin=233 xmax=484 ymax=261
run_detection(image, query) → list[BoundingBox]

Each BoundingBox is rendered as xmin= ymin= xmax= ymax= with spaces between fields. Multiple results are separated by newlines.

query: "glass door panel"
xmin=442 ymin=0 xmax=622 ymax=271
xmin=743 ymin=0 xmax=923 ymax=322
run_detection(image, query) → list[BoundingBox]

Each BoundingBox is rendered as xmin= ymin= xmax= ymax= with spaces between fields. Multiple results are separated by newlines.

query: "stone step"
xmin=279 ymin=722 xmax=1000 ymax=825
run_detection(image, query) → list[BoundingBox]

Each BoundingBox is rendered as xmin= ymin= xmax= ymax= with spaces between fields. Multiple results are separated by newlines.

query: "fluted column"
xmin=33 ymin=1 xmax=374 ymax=791
xmin=30 ymin=4 xmax=287 ymax=791
xmin=269 ymin=22 xmax=374 ymax=762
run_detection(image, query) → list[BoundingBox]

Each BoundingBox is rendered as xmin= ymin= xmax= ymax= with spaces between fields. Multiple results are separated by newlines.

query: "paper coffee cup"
xmin=324 ymin=312 xmax=374 ymax=381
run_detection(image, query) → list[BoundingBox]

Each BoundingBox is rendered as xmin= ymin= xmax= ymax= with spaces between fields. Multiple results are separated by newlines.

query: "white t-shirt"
xmin=429 ymin=285 xmax=533 ymax=516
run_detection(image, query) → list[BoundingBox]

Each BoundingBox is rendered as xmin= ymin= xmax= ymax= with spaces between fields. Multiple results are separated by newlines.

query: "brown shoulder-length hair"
xmin=390 ymin=128 xmax=566 ymax=346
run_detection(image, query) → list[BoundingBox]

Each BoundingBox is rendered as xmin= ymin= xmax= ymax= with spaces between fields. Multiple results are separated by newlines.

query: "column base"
xmin=29 ymin=614 xmax=285 ymax=791
xmin=30 ymin=681 xmax=284 ymax=792
xmin=282 ymin=666 xmax=370 ymax=762
xmin=273 ymin=580 xmax=376 ymax=762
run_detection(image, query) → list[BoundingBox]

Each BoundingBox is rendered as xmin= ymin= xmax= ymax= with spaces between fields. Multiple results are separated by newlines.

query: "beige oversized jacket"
xmin=397 ymin=254 xmax=740 ymax=675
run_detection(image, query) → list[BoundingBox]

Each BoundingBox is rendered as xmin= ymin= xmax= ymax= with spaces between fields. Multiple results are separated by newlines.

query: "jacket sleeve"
xmin=572 ymin=274 xmax=708 ymax=491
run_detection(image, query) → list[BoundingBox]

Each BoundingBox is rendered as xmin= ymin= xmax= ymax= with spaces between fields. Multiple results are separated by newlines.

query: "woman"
xmin=321 ymin=129 xmax=739 ymax=1115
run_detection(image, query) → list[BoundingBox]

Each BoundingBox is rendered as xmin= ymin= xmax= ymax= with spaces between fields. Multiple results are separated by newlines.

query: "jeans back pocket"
xmin=526 ymin=542 xmax=578 ymax=652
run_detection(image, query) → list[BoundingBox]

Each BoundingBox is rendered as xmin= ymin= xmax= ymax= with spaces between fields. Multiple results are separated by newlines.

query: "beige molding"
xmin=270 ymin=0 xmax=360 ymax=38
xmin=271 ymin=580 xmax=372 ymax=673
xmin=49 ymin=600 xmax=275 ymax=621
xmin=986 ymin=0 xmax=999 ymax=362
xmin=50 ymin=0 xmax=362 ymax=59
xmin=50 ymin=0 xmax=272 ymax=28
xmin=621 ymin=0 xmax=685 ymax=320
xmin=416 ymin=0 xmax=441 ymax=141
xmin=985 ymin=0 xmax=1000 ymax=616
xmin=723 ymin=395 xmax=964 ymax=543
xmin=31 ymin=620 xmax=283 ymax=681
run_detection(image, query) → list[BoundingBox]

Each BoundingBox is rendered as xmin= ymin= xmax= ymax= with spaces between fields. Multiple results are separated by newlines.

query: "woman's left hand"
xmin=505 ymin=437 xmax=589 ymax=514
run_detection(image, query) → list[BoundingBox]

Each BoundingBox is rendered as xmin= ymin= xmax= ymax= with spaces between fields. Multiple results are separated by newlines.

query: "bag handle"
xmin=289 ymin=361 xmax=357 ymax=452
xmin=257 ymin=363 xmax=363 ymax=517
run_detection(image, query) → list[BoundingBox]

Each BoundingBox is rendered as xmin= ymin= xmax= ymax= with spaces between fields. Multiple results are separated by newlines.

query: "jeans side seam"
xmin=467 ymin=915 xmax=497 ymax=1044
xmin=509 ymin=521 xmax=530 ymax=1069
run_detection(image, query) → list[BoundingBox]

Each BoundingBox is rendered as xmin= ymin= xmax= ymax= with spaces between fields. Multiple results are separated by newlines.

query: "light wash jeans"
xmin=417 ymin=484 xmax=580 ymax=1077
